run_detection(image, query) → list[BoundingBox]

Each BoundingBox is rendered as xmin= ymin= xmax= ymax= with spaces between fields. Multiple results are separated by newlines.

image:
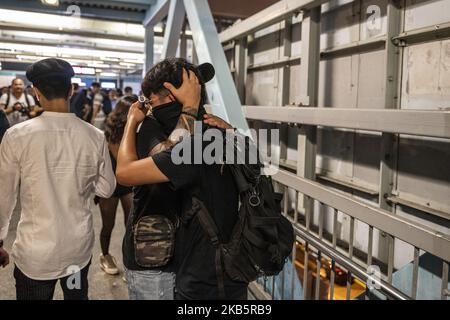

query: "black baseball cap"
xmin=196 ymin=62 xmax=215 ymax=84
xmin=26 ymin=58 xmax=75 ymax=84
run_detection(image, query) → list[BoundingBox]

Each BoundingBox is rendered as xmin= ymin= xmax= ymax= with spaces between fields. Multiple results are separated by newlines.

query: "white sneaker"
xmin=100 ymin=254 xmax=119 ymax=275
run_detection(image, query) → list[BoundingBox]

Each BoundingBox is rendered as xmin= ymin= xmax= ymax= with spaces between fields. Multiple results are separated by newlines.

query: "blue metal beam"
xmin=144 ymin=26 xmax=155 ymax=74
xmin=161 ymin=0 xmax=186 ymax=58
xmin=183 ymin=0 xmax=249 ymax=132
xmin=143 ymin=0 xmax=169 ymax=27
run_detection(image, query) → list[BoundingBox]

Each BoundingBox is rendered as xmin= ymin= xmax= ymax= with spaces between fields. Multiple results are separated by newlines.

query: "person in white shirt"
xmin=90 ymin=82 xmax=106 ymax=130
xmin=0 ymin=58 xmax=116 ymax=300
xmin=0 ymin=78 xmax=41 ymax=126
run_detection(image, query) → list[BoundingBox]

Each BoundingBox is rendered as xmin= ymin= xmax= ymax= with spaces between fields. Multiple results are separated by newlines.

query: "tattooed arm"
xmin=149 ymin=106 xmax=198 ymax=156
xmin=149 ymin=111 xmax=234 ymax=156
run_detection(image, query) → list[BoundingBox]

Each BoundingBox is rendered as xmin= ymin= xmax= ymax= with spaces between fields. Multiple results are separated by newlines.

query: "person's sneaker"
xmin=100 ymin=254 xmax=119 ymax=275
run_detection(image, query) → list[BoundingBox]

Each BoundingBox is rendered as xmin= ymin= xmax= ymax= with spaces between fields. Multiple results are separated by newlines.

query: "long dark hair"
xmin=104 ymin=94 xmax=138 ymax=145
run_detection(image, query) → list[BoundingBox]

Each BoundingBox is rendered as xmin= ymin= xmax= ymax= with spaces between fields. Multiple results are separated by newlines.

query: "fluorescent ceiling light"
xmin=73 ymin=66 xmax=96 ymax=75
xmin=16 ymin=55 xmax=46 ymax=61
xmin=101 ymin=82 xmax=116 ymax=89
xmin=88 ymin=63 xmax=110 ymax=68
xmin=119 ymin=62 xmax=136 ymax=67
xmin=96 ymin=40 xmax=144 ymax=48
xmin=0 ymin=9 xmax=145 ymax=38
xmin=0 ymin=42 xmax=144 ymax=60
xmin=2 ymin=31 xmax=63 ymax=41
xmin=41 ymin=0 xmax=60 ymax=6
xmin=100 ymin=72 xmax=117 ymax=77
xmin=101 ymin=57 xmax=120 ymax=62
xmin=123 ymin=59 xmax=143 ymax=64
xmin=12 ymin=54 xmax=60 ymax=62
xmin=0 ymin=53 xmax=140 ymax=74
xmin=0 ymin=9 xmax=79 ymax=30
xmin=1 ymin=31 xmax=144 ymax=49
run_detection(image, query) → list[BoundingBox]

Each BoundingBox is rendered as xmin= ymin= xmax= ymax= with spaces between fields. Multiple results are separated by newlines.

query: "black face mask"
xmin=151 ymin=101 xmax=183 ymax=135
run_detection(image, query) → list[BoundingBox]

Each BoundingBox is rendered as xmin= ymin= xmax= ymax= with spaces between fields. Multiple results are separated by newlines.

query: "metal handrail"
xmin=272 ymin=168 xmax=450 ymax=262
xmin=293 ymin=222 xmax=411 ymax=300
xmin=243 ymin=106 xmax=450 ymax=139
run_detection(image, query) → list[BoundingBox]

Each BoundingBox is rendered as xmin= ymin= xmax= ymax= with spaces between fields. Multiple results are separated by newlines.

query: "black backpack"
xmin=191 ymin=130 xmax=295 ymax=298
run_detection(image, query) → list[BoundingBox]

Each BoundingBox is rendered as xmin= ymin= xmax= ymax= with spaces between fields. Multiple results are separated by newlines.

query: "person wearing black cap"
xmin=116 ymin=58 xmax=248 ymax=300
xmin=0 ymin=58 xmax=116 ymax=300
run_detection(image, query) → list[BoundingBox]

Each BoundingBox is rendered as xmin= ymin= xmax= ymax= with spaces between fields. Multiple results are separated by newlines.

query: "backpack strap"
xmin=24 ymin=94 xmax=31 ymax=108
xmin=6 ymin=93 xmax=10 ymax=107
xmin=192 ymin=197 xmax=226 ymax=299
xmin=24 ymin=94 xmax=33 ymax=118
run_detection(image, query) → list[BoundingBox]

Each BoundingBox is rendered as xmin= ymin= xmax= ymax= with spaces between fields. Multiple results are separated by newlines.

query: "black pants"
xmin=14 ymin=262 xmax=90 ymax=300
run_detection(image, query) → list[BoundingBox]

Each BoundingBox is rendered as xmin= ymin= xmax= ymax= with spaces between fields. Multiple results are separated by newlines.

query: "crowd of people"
xmin=0 ymin=78 xmax=136 ymax=139
xmin=69 ymin=82 xmax=135 ymax=129
xmin=0 ymin=57 xmax=248 ymax=300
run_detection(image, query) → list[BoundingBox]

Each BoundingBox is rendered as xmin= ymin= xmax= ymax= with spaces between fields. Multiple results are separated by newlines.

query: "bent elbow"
xmin=116 ymin=167 xmax=133 ymax=187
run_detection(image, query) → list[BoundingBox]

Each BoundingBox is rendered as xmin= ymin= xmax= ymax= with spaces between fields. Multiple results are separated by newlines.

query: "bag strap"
xmin=24 ymin=94 xmax=31 ymax=108
xmin=192 ymin=197 xmax=226 ymax=299
xmin=5 ymin=93 xmax=31 ymax=113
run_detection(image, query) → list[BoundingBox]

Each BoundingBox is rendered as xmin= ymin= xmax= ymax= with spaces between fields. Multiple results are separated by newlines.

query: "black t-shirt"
xmin=70 ymin=89 xmax=90 ymax=120
xmin=152 ymin=125 xmax=248 ymax=300
xmin=122 ymin=117 xmax=181 ymax=271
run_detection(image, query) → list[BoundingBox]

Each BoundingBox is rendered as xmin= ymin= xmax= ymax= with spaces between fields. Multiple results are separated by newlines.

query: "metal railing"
xmin=248 ymin=169 xmax=450 ymax=300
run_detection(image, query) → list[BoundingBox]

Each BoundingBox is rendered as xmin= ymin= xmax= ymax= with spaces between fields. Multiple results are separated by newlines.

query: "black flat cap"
xmin=26 ymin=58 xmax=75 ymax=83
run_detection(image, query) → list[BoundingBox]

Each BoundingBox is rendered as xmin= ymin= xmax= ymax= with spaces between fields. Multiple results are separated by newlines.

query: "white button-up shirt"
xmin=0 ymin=111 xmax=116 ymax=280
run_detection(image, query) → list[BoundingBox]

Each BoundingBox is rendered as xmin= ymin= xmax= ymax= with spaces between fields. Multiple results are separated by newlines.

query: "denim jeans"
xmin=124 ymin=267 xmax=175 ymax=300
